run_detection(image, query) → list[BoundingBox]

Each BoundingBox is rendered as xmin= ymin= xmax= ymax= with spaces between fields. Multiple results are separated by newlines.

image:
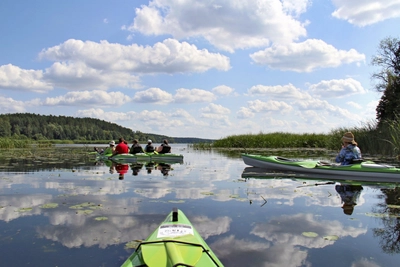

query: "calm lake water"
xmin=1 ymin=144 xmax=400 ymax=266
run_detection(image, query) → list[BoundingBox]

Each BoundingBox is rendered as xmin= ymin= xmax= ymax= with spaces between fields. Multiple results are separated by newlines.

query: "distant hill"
xmin=0 ymin=113 xmax=214 ymax=143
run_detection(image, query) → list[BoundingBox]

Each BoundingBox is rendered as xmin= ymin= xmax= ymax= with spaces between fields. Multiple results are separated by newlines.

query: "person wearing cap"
xmin=129 ymin=139 xmax=144 ymax=154
xmin=94 ymin=140 xmax=115 ymax=155
xmin=156 ymin=139 xmax=171 ymax=154
xmin=144 ymin=139 xmax=155 ymax=153
xmin=112 ymin=137 xmax=129 ymax=156
xmin=103 ymin=140 xmax=116 ymax=155
xmin=335 ymin=132 xmax=362 ymax=165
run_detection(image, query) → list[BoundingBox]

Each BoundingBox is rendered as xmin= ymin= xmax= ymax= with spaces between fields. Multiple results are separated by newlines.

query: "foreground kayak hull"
xmin=121 ymin=208 xmax=224 ymax=267
xmin=242 ymin=154 xmax=400 ymax=183
xmin=96 ymin=153 xmax=184 ymax=163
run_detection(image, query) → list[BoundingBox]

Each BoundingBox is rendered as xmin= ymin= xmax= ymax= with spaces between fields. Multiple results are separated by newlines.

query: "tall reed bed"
xmin=213 ymin=120 xmax=400 ymax=158
xmin=0 ymin=138 xmax=32 ymax=149
xmin=213 ymin=132 xmax=329 ymax=149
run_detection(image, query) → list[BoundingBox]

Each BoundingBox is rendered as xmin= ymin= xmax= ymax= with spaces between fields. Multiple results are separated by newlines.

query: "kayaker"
xmin=94 ymin=140 xmax=115 ymax=154
xmin=144 ymin=139 xmax=155 ymax=153
xmin=335 ymin=132 xmax=362 ymax=165
xmin=111 ymin=137 xmax=129 ymax=157
xmin=129 ymin=139 xmax=144 ymax=154
xmin=156 ymin=139 xmax=171 ymax=154
xmin=103 ymin=140 xmax=116 ymax=154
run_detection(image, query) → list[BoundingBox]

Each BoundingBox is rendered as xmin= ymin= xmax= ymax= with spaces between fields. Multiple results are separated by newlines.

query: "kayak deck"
xmin=121 ymin=208 xmax=223 ymax=267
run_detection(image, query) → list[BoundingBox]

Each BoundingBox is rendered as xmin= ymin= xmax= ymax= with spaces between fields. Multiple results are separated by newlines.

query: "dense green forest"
xmin=0 ymin=113 xmax=213 ymax=143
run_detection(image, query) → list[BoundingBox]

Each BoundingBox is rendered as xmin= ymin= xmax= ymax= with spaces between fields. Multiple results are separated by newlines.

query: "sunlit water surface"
xmin=0 ymin=144 xmax=400 ymax=266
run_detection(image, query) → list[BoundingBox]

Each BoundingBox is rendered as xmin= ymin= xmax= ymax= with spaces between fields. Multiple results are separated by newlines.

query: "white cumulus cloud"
xmin=40 ymin=38 xmax=230 ymax=74
xmin=133 ymin=88 xmax=173 ymax=104
xmin=0 ymin=64 xmax=53 ymax=93
xmin=126 ymin=0 xmax=309 ymax=52
xmin=212 ymin=85 xmax=235 ymax=95
xmin=332 ymin=0 xmax=400 ymax=26
xmin=200 ymin=103 xmax=230 ymax=115
xmin=308 ymin=78 xmax=366 ymax=98
xmin=250 ymin=39 xmax=365 ymax=72
xmin=174 ymin=88 xmax=216 ymax=103
xmin=42 ymin=90 xmax=131 ymax=106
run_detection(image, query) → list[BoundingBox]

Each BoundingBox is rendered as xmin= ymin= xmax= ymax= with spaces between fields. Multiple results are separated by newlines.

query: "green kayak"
xmin=242 ymin=154 xmax=400 ymax=183
xmin=121 ymin=208 xmax=224 ymax=267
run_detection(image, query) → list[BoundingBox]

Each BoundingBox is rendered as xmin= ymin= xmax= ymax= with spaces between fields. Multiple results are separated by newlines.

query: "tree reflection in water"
xmin=373 ymin=187 xmax=400 ymax=254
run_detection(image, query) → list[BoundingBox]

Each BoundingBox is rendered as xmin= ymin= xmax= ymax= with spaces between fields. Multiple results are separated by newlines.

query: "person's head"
xmin=163 ymin=139 xmax=169 ymax=145
xmin=148 ymin=139 xmax=152 ymax=144
xmin=161 ymin=168 xmax=169 ymax=176
xmin=119 ymin=137 xmax=125 ymax=143
xmin=342 ymin=203 xmax=355 ymax=215
xmin=341 ymin=132 xmax=357 ymax=146
xmin=132 ymin=139 xmax=138 ymax=144
xmin=109 ymin=140 xmax=115 ymax=146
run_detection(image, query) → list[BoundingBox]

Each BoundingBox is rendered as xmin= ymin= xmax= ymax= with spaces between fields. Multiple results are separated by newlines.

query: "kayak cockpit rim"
xmin=135 ymin=239 xmax=221 ymax=266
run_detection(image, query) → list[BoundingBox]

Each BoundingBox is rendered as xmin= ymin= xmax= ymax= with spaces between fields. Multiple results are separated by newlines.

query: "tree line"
xmin=0 ymin=113 xmax=175 ymax=143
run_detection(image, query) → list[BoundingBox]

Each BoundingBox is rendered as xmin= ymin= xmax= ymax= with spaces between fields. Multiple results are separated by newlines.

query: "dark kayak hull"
xmin=242 ymin=154 xmax=400 ymax=183
xmin=121 ymin=208 xmax=224 ymax=267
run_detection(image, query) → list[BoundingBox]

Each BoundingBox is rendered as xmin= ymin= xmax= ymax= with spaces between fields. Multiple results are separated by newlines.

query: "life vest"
xmin=159 ymin=144 xmax=171 ymax=154
xmin=145 ymin=144 xmax=154 ymax=153
xmin=130 ymin=144 xmax=143 ymax=154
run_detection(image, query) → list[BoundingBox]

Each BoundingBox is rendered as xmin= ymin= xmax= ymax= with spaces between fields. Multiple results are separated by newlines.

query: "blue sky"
xmin=1 ymin=0 xmax=400 ymax=139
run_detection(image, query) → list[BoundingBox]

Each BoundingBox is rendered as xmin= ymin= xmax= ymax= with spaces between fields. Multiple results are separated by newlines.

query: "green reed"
xmin=212 ymin=121 xmax=400 ymax=159
xmin=213 ymin=132 xmax=329 ymax=149
xmin=0 ymin=138 xmax=32 ymax=149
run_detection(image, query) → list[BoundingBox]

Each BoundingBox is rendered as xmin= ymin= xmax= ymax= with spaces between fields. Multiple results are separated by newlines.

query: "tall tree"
xmin=371 ymin=37 xmax=400 ymax=125
xmin=0 ymin=117 xmax=11 ymax=137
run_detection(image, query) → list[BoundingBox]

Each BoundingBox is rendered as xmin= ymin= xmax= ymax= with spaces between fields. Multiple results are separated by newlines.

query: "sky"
xmin=1 ymin=0 xmax=400 ymax=140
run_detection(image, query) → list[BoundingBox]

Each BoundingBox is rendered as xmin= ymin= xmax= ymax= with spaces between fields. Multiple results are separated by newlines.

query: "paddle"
xmin=296 ymin=181 xmax=335 ymax=188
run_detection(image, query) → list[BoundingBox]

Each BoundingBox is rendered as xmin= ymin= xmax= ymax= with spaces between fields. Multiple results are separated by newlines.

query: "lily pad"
xmin=365 ymin=212 xmax=387 ymax=218
xmin=94 ymin=216 xmax=108 ymax=221
xmin=125 ymin=241 xmax=140 ymax=249
xmin=17 ymin=207 xmax=32 ymax=212
xmin=302 ymin=232 xmax=319 ymax=238
xmin=69 ymin=202 xmax=101 ymax=210
xmin=76 ymin=209 xmax=93 ymax=215
xmin=229 ymin=194 xmax=240 ymax=198
xmin=40 ymin=203 xmax=59 ymax=209
xmin=200 ymin=192 xmax=214 ymax=196
xmin=168 ymin=200 xmax=185 ymax=203
xmin=323 ymin=235 xmax=339 ymax=241
xmin=387 ymin=204 xmax=400 ymax=209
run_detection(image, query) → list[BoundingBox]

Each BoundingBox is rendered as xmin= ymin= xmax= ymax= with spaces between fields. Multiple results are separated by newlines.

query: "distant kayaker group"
xmin=95 ymin=138 xmax=172 ymax=156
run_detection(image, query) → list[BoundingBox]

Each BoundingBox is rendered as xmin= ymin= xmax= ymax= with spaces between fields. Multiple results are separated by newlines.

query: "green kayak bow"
xmin=121 ymin=208 xmax=224 ymax=267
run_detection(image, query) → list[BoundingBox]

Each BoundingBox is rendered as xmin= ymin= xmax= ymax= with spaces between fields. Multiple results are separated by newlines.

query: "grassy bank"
xmin=212 ymin=120 xmax=400 ymax=159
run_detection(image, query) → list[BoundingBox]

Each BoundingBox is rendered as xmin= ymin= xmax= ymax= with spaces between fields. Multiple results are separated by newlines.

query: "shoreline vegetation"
xmin=196 ymin=120 xmax=400 ymax=161
xmin=1 ymin=120 xmax=400 ymax=161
